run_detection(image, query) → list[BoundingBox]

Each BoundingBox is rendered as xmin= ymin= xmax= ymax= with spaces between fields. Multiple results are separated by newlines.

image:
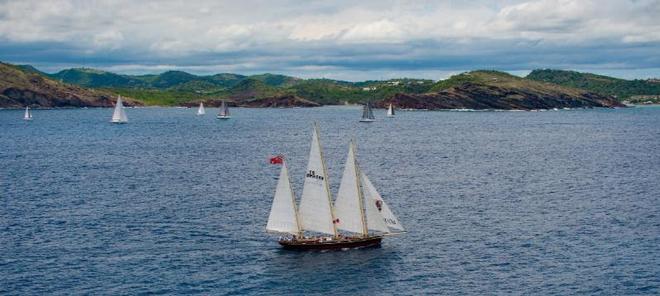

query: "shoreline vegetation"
xmin=3 ymin=61 xmax=658 ymax=110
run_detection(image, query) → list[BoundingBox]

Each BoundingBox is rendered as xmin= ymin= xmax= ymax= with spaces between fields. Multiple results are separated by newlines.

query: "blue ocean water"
xmin=1 ymin=106 xmax=659 ymax=295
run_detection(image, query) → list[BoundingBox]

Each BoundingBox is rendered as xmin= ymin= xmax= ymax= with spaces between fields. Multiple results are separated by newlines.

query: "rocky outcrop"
xmin=377 ymin=82 xmax=624 ymax=110
xmin=0 ymin=62 xmax=141 ymax=108
xmin=240 ymin=94 xmax=320 ymax=107
xmin=181 ymin=94 xmax=320 ymax=108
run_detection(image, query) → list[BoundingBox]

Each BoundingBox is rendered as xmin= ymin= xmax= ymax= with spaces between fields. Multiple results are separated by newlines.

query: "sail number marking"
xmin=383 ymin=218 xmax=397 ymax=225
xmin=306 ymin=170 xmax=324 ymax=180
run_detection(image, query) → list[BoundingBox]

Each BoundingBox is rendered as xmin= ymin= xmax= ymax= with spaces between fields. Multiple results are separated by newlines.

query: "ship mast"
xmin=315 ymin=122 xmax=339 ymax=238
xmin=286 ymin=159 xmax=304 ymax=238
xmin=352 ymin=140 xmax=369 ymax=237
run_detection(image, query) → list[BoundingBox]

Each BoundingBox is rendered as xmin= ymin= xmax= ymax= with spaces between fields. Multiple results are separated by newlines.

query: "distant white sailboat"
xmin=23 ymin=106 xmax=33 ymax=121
xmin=386 ymin=103 xmax=395 ymax=117
xmin=217 ymin=100 xmax=231 ymax=119
xmin=111 ymin=95 xmax=128 ymax=123
xmin=197 ymin=102 xmax=206 ymax=115
xmin=267 ymin=123 xmax=404 ymax=250
xmin=360 ymin=101 xmax=375 ymax=122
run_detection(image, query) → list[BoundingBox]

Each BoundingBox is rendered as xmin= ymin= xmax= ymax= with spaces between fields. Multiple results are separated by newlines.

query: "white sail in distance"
xmin=298 ymin=124 xmax=337 ymax=236
xmin=334 ymin=141 xmax=367 ymax=235
xmin=24 ymin=106 xmax=32 ymax=120
xmin=361 ymin=172 xmax=405 ymax=232
xmin=217 ymin=100 xmax=230 ymax=118
xmin=387 ymin=104 xmax=395 ymax=117
xmin=111 ymin=95 xmax=128 ymax=123
xmin=197 ymin=102 xmax=205 ymax=115
xmin=266 ymin=161 xmax=301 ymax=235
xmin=360 ymin=101 xmax=375 ymax=122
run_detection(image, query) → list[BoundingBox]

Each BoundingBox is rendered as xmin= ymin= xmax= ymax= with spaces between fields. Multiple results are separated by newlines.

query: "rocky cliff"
xmin=240 ymin=95 xmax=320 ymax=107
xmin=378 ymin=71 xmax=624 ymax=110
xmin=0 ymin=62 xmax=141 ymax=108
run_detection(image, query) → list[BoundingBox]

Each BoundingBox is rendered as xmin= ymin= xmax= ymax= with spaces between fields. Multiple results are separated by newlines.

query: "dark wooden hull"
xmin=278 ymin=236 xmax=382 ymax=251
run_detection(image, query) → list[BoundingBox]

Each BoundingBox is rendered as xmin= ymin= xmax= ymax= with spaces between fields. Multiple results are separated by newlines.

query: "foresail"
xmin=266 ymin=162 xmax=300 ymax=234
xmin=112 ymin=96 xmax=128 ymax=122
xmin=334 ymin=142 xmax=366 ymax=235
xmin=361 ymin=172 xmax=405 ymax=232
xmin=298 ymin=125 xmax=337 ymax=235
xmin=363 ymin=182 xmax=389 ymax=233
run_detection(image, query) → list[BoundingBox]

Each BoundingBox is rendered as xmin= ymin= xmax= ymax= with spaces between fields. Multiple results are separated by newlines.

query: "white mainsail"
xmin=387 ymin=104 xmax=395 ymax=117
xmin=334 ymin=141 xmax=367 ymax=235
xmin=24 ymin=106 xmax=32 ymax=120
xmin=298 ymin=124 xmax=338 ymax=236
xmin=197 ymin=102 xmax=205 ymax=115
xmin=266 ymin=161 xmax=301 ymax=235
xmin=111 ymin=95 xmax=128 ymax=123
xmin=361 ymin=172 xmax=405 ymax=232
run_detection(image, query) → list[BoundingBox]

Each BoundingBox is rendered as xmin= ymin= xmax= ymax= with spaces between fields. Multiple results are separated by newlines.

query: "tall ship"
xmin=111 ymin=95 xmax=128 ymax=123
xmin=360 ymin=101 xmax=375 ymax=122
xmin=266 ymin=123 xmax=404 ymax=250
xmin=217 ymin=100 xmax=231 ymax=119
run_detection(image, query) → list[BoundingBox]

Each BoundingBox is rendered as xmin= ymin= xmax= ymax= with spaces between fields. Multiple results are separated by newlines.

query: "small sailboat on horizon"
xmin=360 ymin=101 xmax=375 ymax=122
xmin=217 ymin=100 xmax=231 ymax=119
xmin=24 ymin=106 xmax=33 ymax=121
xmin=387 ymin=103 xmax=395 ymax=117
xmin=197 ymin=102 xmax=206 ymax=116
xmin=111 ymin=95 xmax=128 ymax=124
xmin=266 ymin=123 xmax=404 ymax=250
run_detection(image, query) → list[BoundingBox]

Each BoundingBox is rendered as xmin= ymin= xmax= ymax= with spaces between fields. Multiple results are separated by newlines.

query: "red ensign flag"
xmin=269 ymin=155 xmax=284 ymax=164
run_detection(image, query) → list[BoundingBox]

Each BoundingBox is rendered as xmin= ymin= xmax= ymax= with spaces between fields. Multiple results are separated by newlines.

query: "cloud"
xmin=0 ymin=0 xmax=659 ymax=80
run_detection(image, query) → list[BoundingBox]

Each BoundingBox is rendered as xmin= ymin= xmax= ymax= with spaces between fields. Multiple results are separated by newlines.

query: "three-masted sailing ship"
xmin=24 ymin=106 xmax=33 ymax=121
xmin=266 ymin=123 xmax=404 ymax=250
xmin=387 ymin=103 xmax=395 ymax=117
xmin=217 ymin=100 xmax=231 ymax=119
xmin=360 ymin=101 xmax=375 ymax=122
xmin=111 ymin=95 xmax=128 ymax=123
xmin=197 ymin=102 xmax=206 ymax=115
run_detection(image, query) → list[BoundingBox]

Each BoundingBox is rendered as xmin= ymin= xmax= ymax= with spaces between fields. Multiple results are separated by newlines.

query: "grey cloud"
xmin=0 ymin=0 xmax=659 ymax=80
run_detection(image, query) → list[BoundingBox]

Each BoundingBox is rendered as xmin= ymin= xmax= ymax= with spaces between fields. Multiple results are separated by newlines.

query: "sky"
xmin=1 ymin=0 xmax=659 ymax=81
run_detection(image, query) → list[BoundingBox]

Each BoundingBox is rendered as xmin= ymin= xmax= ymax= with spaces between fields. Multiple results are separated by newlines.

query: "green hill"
xmin=16 ymin=65 xmax=47 ymax=76
xmin=526 ymin=69 xmax=660 ymax=101
xmin=52 ymin=68 xmax=148 ymax=88
xmin=431 ymin=70 xmax=588 ymax=96
xmin=207 ymin=73 xmax=246 ymax=88
xmin=0 ymin=61 xmax=637 ymax=109
xmin=381 ymin=70 xmax=624 ymax=110
xmin=148 ymin=70 xmax=200 ymax=88
xmin=0 ymin=63 xmax=140 ymax=108
xmin=227 ymin=78 xmax=281 ymax=100
xmin=249 ymin=73 xmax=301 ymax=87
xmin=32 ymin=64 xmax=439 ymax=106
